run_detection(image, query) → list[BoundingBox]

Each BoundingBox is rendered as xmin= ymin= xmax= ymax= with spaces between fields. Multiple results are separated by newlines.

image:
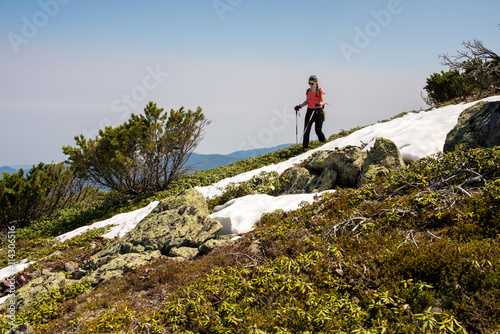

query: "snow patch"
xmin=211 ymin=191 xmax=334 ymax=235
xmin=56 ymin=200 xmax=160 ymax=242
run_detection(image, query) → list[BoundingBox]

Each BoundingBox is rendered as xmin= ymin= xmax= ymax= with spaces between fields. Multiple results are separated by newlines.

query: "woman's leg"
xmin=303 ymin=108 xmax=314 ymax=149
xmin=314 ymin=108 xmax=326 ymax=142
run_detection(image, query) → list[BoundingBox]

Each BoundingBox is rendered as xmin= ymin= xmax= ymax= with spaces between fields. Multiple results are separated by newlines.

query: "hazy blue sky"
xmin=1 ymin=0 xmax=499 ymax=165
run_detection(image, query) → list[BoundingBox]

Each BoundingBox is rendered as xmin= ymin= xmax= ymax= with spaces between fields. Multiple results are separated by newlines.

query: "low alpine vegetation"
xmin=3 ymin=145 xmax=498 ymax=333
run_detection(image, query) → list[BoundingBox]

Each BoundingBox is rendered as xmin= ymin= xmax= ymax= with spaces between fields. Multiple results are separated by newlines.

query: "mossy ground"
xmin=1 ymin=141 xmax=499 ymax=332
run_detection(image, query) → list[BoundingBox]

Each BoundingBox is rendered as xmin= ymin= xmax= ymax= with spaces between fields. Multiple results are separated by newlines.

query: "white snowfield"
xmin=2 ymin=96 xmax=499 ymax=284
xmin=56 ymin=200 xmax=160 ymax=242
xmin=213 ymin=191 xmax=334 ymax=235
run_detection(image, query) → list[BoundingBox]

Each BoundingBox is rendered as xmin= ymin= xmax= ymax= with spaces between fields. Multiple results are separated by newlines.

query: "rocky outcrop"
xmin=0 ymin=188 xmax=236 ymax=314
xmin=444 ymin=101 xmax=500 ymax=152
xmin=84 ymin=188 xmax=223 ymax=284
xmin=282 ymin=138 xmax=405 ymax=193
xmin=307 ymin=146 xmax=365 ymax=187
xmin=358 ymin=137 xmax=406 ymax=186
xmin=9 ymin=272 xmax=66 ymax=312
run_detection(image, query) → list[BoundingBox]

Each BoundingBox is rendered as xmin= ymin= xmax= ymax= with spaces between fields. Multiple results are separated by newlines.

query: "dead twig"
xmin=426 ymin=230 xmax=442 ymax=240
xmin=425 ymin=172 xmax=463 ymax=190
xmin=228 ymin=253 xmax=259 ymax=268
xmin=456 ymin=185 xmax=472 ymax=197
xmin=460 ymin=169 xmax=493 ymax=187
xmin=398 ymin=229 xmax=419 ymax=249
xmin=426 ymin=169 xmax=493 ymax=191
xmin=322 ymin=216 xmax=368 ymax=242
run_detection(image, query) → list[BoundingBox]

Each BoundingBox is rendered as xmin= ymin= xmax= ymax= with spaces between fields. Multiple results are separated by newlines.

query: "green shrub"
xmin=0 ymin=281 xmax=92 ymax=333
xmin=0 ymin=162 xmax=99 ymax=229
xmin=63 ymin=102 xmax=209 ymax=195
xmin=423 ymin=70 xmax=475 ymax=106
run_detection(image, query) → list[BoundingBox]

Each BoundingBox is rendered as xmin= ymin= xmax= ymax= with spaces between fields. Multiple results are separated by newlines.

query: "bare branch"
xmin=322 ymin=216 xmax=369 ymax=242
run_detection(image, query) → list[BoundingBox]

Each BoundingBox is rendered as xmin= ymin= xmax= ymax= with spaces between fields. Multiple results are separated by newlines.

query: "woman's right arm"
xmin=300 ymin=97 xmax=308 ymax=108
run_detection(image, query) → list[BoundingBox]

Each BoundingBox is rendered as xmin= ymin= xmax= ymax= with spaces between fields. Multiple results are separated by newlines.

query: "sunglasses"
xmin=308 ymin=82 xmax=316 ymax=85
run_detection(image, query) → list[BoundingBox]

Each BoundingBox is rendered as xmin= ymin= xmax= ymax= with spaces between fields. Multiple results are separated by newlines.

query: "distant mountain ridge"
xmin=0 ymin=144 xmax=293 ymax=177
xmin=0 ymin=166 xmax=17 ymax=175
xmin=188 ymin=144 xmax=292 ymax=171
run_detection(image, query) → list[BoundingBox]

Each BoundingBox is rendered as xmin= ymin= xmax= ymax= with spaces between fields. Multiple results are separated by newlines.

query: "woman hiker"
xmin=294 ymin=75 xmax=326 ymax=149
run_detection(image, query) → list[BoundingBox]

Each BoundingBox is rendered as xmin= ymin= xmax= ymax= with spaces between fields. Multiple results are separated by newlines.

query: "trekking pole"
xmin=295 ymin=109 xmax=299 ymax=145
xmin=300 ymin=110 xmax=314 ymax=143
xmin=294 ymin=106 xmax=301 ymax=146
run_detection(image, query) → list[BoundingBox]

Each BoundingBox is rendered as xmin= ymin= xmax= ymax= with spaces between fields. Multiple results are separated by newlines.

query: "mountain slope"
xmin=1 ymin=97 xmax=500 ymax=333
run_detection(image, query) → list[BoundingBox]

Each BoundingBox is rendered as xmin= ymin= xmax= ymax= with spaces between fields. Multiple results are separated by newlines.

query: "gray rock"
xmin=358 ymin=137 xmax=405 ymax=186
xmin=306 ymin=146 xmax=365 ymax=188
xmin=281 ymin=146 xmax=365 ymax=193
xmin=444 ymin=101 xmax=500 ymax=152
xmin=198 ymin=239 xmax=233 ymax=255
xmin=282 ymin=167 xmax=316 ymax=194
xmin=306 ymin=150 xmax=338 ymax=171
xmin=63 ymin=261 xmax=78 ymax=273
xmin=7 ymin=272 xmax=66 ymax=311
xmin=328 ymin=145 xmax=366 ymax=187
xmin=169 ymin=247 xmax=199 ymax=260
xmin=282 ymin=140 xmax=405 ymax=192
xmin=359 ymin=165 xmax=390 ymax=186
xmin=309 ymin=167 xmax=337 ymax=192
xmin=85 ymin=188 xmax=222 ymax=284
xmin=6 ymin=324 xmax=34 ymax=334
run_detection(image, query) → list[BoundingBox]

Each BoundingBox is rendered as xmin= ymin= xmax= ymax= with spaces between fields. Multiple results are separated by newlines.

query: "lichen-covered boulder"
xmin=282 ymin=146 xmax=364 ymax=193
xmin=10 ymin=272 xmax=66 ymax=311
xmin=444 ymin=101 xmax=500 ymax=152
xmin=86 ymin=251 xmax=163 ymax=284
xmin=306 ymin=150 xmax=337 ymax=171
xmin=198 ymin=239 xmax=234 ymax=255
xmin=85 ymin=188 xmax=222 ymax=284
xmin=359 ymin=165 xmax=390 ymax=186
xmin=358 ymin=137 xmax=405 ymax=186
xmin=282 ymin=167 xmax=316 ymax=194
xmin=327 ymin=146 xmax=365 ymax=187
xmin=169 ymin=247 xmax=199 ymax=260
xmin=308 ymin=167 xmax=337 ymax=192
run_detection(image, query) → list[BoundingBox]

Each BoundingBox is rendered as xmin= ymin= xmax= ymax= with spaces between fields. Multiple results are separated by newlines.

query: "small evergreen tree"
xmin=423 ymin=39 xmax=500 ymax=106
xmin=63 ymin=102 xmax=209 ymax=195
xmin=423 ymin=70 xmax=475 ymax=106
xmin=0 ymin=163 xmax=96 ymax=228
xmin=440 ymin=39 xmax=500 ymax=95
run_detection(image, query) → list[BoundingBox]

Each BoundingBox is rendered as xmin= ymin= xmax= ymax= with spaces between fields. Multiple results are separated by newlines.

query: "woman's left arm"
xmin=320 ymin=90 xmax=325 ymax=107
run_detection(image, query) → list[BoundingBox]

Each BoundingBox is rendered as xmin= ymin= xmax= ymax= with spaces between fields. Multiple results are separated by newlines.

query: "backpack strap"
xmin=307 ymin=87 xmax=324 ymax=99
